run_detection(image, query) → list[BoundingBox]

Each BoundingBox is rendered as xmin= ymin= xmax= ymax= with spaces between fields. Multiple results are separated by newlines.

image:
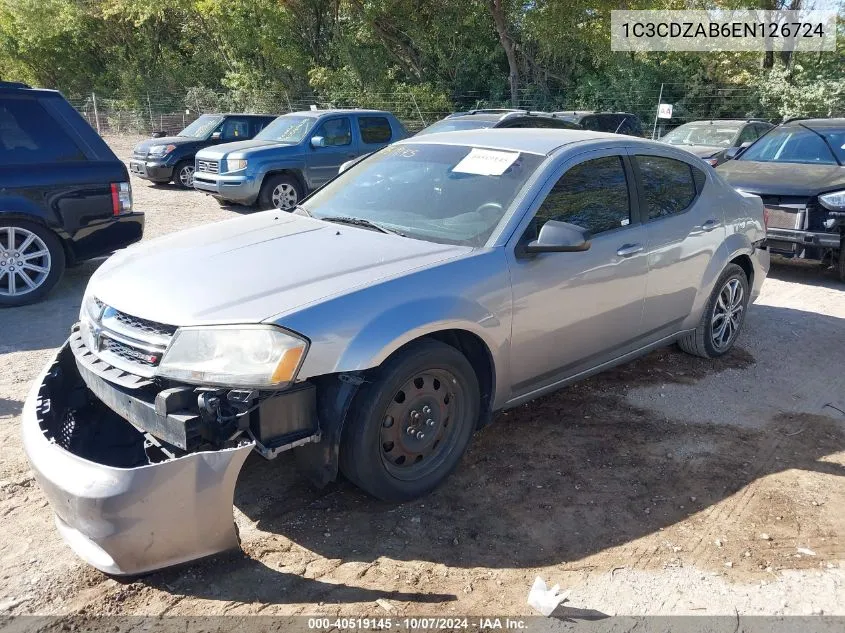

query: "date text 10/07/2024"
xmin=307 ymin=617 xmax=530 ymax=631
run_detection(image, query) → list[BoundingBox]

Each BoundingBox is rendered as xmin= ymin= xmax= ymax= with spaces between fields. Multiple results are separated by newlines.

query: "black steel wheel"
xmin=340 ymin=340 xmax=480 ymax=501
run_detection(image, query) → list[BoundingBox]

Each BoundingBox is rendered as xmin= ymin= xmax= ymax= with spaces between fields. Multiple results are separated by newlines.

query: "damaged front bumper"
xmin=22 ymin=342 xmax=254 ymax=576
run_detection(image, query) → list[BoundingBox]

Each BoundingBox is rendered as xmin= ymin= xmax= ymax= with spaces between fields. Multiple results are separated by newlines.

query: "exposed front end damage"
xmin=22 ymin=342 xmax=256 ymax=575
xmin=23 ymin=295 xmax=330 ymax=574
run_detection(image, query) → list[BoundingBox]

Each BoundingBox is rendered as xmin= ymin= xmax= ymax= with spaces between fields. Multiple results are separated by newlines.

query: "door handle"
xmin=700 ymin=219 xmax=721 ymax=232
xmin=616 ymin=243 xmax=644 ymax=257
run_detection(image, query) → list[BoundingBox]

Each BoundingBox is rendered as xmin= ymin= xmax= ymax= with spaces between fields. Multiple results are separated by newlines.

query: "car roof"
xmin=781 ymin=118 xmax=845 ymax=129
xmin=397 ymin=128 xmax=632 ymax=155
xmin=445 ymin=109 xmax=562 ymax=122
xmin=214 ymin=113 xmax=277 ymax=118
xmin=674 ymin=119 xmax=769 ymax=125
xmin=287 ymin=108 xmax=393 ymax=118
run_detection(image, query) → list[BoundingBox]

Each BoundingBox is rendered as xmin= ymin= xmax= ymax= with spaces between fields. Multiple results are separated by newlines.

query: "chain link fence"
xmin=67 ymin=83 xmax=845 ymax=139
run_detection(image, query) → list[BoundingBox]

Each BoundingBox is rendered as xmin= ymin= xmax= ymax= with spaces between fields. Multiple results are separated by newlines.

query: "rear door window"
xmin=358 ymin=117 xmax=393 ymax=144
xmin=0 ymin=97 xmax=86 ymax=164
xmin=635 ymin=155 xmax=700 ymax=220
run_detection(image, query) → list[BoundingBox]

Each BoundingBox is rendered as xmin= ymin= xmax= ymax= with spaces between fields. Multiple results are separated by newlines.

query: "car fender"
xmin=255 ymin=161 xmax=309 ymax=192
xmin=0 ymin=198 xmax=67 ymax=239
xmin=685 ymin=231 xmax=754 ymax=329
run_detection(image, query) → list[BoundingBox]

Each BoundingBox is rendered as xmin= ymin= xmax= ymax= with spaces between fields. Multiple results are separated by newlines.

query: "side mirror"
xmin=522 ymin=220 xmax=591 ymax=255
xmin=725 ymin=141 xmax=751 ymax=160
xmin=311 ymin=136 xmax=326 ymax=148
xmin=211 ymin=131 xmax=222 ymax=141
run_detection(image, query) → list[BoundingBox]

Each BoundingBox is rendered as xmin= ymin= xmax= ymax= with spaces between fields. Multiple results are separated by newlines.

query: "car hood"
xmin=717 ymin=160 xmax=845 ymax=196
xmin=89 ymin=212 xmax=471 ymax=326
xmin=133 ymin=136 xmax=203 ymax=153
xmin=195 ymin=139 xmax=298 ymax=160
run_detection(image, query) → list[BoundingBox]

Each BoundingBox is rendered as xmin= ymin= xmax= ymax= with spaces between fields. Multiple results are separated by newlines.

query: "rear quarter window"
xmin=0 ymin=96 xmax=86 ymax=164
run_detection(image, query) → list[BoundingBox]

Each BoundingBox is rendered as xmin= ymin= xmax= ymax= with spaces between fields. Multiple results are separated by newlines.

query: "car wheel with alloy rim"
xmin=174 ymin=161 xmax=195 ymax=189
xmin=340 ymin=339 xmax=480 ymax=501
xmin=259 ymin=174 xmax=303 ymax=211
xmin=0 ymin=221 xmax=65 ymax=307
xmin=678 ymin=263 xmax=749 ymax=358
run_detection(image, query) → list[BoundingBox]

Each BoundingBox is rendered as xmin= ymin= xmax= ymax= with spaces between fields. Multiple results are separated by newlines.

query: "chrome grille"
xmin=197 ymin=159 xmax=219 ymax=174
xmin=132 ymin=150 xmax=147 ymax=160
xmin=75 ymin=301 xmax=177 ymax=381
xmin=112 ymin=310 xmax=177 ymax=338
xmin=101 ymin=335 xmax=160 ymax=367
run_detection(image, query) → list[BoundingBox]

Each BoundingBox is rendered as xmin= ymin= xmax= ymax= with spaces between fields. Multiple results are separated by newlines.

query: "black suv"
xmin=0 ymin=81 xmax=144 ymax=306
xmin=553 ymin=110 xmax=645 ymax=136
xmin=415 ymin=109 xmax=581 ymax=135
xmin=717 ymin=118 xmax=845 ymax=281
xmin=130 ymin=113 xmax=277 ymax=188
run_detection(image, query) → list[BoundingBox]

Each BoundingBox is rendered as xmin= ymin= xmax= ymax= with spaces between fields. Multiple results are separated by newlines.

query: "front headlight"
xmin=819 ymin=190 xmax=845 ymax=211
xmin=149 ymin=144 xmax=176 ymax=156
xmin=225 ymin=158 xmax=248 ymax=172
xmin=157 ymin=325 xmax=308 ymax=388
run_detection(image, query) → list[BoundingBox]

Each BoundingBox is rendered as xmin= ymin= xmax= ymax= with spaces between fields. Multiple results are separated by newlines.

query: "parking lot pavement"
xmin=0 ymin=137 xmax=842 ymax=618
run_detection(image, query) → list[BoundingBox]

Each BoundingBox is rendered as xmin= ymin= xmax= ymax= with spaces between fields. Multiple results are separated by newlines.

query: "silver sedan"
xmin=24 ymin=129 xmax=769 ymax=574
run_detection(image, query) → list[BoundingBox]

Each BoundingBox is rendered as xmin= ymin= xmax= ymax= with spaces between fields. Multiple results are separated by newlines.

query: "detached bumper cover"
xmin=22 ymin=342 xmax=254 ymax=576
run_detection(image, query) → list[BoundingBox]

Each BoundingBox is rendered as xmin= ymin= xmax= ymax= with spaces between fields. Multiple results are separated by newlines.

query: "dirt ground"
xmin=0 ymin=136 xmax=843 ymax=620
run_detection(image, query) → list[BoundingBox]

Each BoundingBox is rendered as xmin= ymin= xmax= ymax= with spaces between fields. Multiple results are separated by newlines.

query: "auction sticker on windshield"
xmin=453 ymin=148 xmax=520 ymax=176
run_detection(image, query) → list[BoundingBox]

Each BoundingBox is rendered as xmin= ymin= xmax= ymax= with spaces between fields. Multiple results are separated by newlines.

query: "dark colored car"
xmin=717 ymin=118 xmax=845 ymax=281
xmin=415 ymin=109 xmax=581 ymax=135
xmin=130 ymin=113 xmax=277 ymax=188
xmin=553 ymin=110 xmax=645 ymax=136
xmin=0 ymin=81 xmax=144 ymax=307
xmin=660 ymin=119 xmax=773 ymax=166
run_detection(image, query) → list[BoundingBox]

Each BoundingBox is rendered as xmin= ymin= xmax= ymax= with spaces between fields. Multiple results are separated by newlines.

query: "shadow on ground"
xmin=767 ymin=255 xmax=844 ymax=290
xmin=0 ymin=396 xmax=23 ymax=418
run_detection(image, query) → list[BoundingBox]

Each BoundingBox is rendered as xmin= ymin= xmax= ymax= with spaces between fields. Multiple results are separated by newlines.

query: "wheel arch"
xmin=259 ymin=168 xmax=307 ymax=196
xmin=0 ymin=212 xmax=76 ymax=265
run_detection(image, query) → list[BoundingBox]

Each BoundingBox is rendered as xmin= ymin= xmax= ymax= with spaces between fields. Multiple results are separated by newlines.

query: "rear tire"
xmin=678 ymin=263 xmax=749 ymax=358
xmin=258 ymin=174 xmax=303 ymax=211
xmin=340 ymin=340 xmax=480 ymax=502
xmin=0 ymin=220 xmax=66 ymax=307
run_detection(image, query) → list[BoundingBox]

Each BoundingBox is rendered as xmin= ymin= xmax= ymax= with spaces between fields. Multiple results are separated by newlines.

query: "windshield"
xmin=662 ymin=123 xmax=741 ymax=147
xmin=179 ymin=115 xmax=224 ymax=139
xmin=740 ymin=126 xmax=845 ymax=165
xmin=415 ymin=119 xmax=496 ymax=136
xmin=301 ymin=143 xmax=544 ymax=246
xmin=254 ymin=115 xmax=315 ymax=143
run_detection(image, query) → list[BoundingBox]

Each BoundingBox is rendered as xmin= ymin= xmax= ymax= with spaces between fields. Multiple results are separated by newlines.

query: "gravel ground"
xmin=0 ymin=135 xmax=842 ymax=621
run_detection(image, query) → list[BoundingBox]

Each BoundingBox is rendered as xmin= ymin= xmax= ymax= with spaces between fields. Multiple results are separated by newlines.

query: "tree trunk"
xmin=488 ymin=0 xmax=519 ymax=107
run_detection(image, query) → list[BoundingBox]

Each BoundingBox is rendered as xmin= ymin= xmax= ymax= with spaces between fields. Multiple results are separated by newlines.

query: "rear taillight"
xmin=110 ymin=182 xmax=132 ymax=216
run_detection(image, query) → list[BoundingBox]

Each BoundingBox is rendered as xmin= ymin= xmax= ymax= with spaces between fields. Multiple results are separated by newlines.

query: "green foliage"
xmin=0 ymin=0 xmax=842 ymax=124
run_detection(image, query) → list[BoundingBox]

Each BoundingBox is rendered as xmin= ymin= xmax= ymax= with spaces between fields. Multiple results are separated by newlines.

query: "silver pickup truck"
xmin=23 ymin=129 xmax=768 ymax=575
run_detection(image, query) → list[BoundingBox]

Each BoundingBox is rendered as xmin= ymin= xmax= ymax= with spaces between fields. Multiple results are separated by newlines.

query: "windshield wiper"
xmin=798 ymin=123 xmax=843 ymax=166
xmin=319 ymin=216 xmax=405 ymax=236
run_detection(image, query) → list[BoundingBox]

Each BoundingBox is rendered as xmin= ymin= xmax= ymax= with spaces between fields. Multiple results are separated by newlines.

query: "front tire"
xmin=837 ymin=238 xmax=845 ymax=283
xmin=340 ymin=340 xmax=480 ymax=502
xmin=259 ymin=174 xmax=303 ymax=211
xmin=173 ymin=161 xmax=195 ymax=189
xmin=678 ymin=263 xmax=749 ymax=358
xmin=0 ymin=220 xmax=66 ymax=307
